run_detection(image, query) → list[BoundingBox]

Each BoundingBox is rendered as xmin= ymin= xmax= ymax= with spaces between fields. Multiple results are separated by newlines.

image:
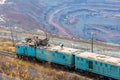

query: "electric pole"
xmin=1 ymin=16 xmax=15 ymax=47
xmin=10 ymin=27 xmax=15 ymax=47
xmin=91 ymin=32 xmax=94 ymax=53
xmin=8 ymin=19 xmax=15 ymax=47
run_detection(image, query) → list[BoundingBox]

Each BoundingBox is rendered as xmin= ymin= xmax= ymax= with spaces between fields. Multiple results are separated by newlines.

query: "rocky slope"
xmin=0 ymin=0 xmax=120 ymax=44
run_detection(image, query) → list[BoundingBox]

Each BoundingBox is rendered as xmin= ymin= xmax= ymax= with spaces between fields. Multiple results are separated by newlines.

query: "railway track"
xmin=0 ymin=50 xmax=16 ymax=58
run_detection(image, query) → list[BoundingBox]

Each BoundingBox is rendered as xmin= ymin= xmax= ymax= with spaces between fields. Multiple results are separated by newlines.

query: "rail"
xmin=0 ymin=50 xmax=16 ymax=58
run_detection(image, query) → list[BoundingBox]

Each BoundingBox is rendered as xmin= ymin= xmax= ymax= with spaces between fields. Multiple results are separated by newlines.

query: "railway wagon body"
xmin=15 ymin=44 xmax=78 ymax=67
xmin=15 ymin=44 xmax=27 ymax=56
xmin=36 ymin=46 xmax=78 ymax=67
xmin=16 ymin=44 xmax=36 ymax=57
xmin=75 ymin=52 xmax=120 ymax=80
xmin=24 ymin=46 xmax=36 ymax=57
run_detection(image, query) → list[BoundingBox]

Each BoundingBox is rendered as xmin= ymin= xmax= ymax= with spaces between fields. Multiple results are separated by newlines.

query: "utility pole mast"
xmin=8 ymin=19 xmax=15 ymax=47
xmin=91 ymin=32 xmax=94 ymax=53
xmin=2 ymin=16 xmax=15 ymax=46
xmin=10 ymin=27 xmax=15 ymax=47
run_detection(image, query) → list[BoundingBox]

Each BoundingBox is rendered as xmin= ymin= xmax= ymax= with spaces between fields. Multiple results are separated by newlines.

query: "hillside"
xmin=0 ymin=0 xmax=120 ymax=44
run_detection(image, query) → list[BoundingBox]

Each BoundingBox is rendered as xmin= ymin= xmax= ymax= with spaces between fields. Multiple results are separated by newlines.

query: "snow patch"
xmin=105 ymin=0 xmax=120 ymax=2
xmin=0 ymin=0 xmax=6 ymax=4
xmin=0 ymin=15 xmax=6 ymax=22
xmin=0 ymin=17 xmax=5 ymax=22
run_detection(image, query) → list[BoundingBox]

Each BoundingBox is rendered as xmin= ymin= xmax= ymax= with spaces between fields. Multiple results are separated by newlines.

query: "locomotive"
xmin=15 ymin=36 xmax=120 ymax=80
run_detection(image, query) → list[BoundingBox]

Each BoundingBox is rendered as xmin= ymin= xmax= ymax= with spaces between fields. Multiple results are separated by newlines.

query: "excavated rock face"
xmin=0 ymin=0 xmax=120 ymax=44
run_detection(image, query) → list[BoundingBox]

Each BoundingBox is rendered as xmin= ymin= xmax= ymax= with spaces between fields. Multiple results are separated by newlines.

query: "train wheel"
xmin=26 ymin=57 xmax=29 ymax=61
xmin=17 ymin=54 xmax=20 ymax=59
xmin=79 ymin=70 xmax=84 ymax=73
xmin=32 ymin=58 xmax=36 ymax=62
xmin=108 ymin=78 xmax=112 ymax=80
xmin=19 ymin=55 xmax=22 ymax=59
xmin=28 ymin=57 xmax=33 ymax=61
xmin=99 ymin=75 xmax=105 ymax=80
xmin=17 ymin=54 xmax=19 ymax=58
xmin=21 ymin=56 xmax=23 ymax=59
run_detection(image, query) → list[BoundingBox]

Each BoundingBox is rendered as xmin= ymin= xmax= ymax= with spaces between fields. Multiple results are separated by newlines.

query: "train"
xmin=15 ymin=36 xmax=120 ymax=80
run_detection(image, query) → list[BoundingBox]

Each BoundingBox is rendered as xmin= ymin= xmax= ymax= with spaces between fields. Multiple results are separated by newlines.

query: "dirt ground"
xmin=0 ymin=55 xmax=96 ymax=80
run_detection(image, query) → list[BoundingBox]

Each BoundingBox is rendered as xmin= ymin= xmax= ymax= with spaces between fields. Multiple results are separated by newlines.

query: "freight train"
xmin=15 ymin=36 xmax=120 ymax=80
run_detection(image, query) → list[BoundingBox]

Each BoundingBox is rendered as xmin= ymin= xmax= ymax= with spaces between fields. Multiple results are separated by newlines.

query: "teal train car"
xmin=15 ymin=44 xmax=26 ymax=56
xmin=36 ymin=46 xmax=78 ymax=67
xmin=25 ymin=46 xmax=36 ymax=57
xmin=15 ymin=44 xmax=36 ymax=57
xmin=15 ymin=44 xmax=79 ymax=68
xmin=75 ymin=52 xmax=120 ymax=80
xmin=15 ymin=43 xmax=120 ymax=80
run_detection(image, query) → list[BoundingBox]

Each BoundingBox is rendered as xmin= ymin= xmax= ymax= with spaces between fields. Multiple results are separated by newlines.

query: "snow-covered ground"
xmin=0 ymin=0 xmax=6 ymax=4
xmin=0 ymin=17 xmax=5 ymax=22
